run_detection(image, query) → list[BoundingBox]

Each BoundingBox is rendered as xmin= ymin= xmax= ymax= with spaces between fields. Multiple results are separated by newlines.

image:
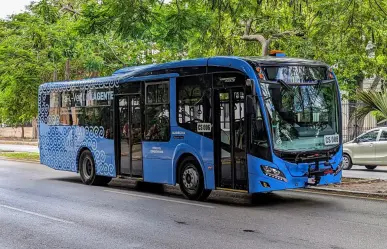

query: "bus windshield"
xmin=259 ymin=67 xmax=339 ymax=152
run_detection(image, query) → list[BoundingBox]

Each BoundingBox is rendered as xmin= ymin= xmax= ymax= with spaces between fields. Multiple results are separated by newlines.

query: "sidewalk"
xmin=0 ymin=138 xmax=38 ymax=146
xmin=0 ymin=144 xmax=39 ymax=153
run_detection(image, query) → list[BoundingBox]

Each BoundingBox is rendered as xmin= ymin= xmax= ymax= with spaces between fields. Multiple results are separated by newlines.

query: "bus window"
xmin=60 ymin=92 xmax=73 ymax=125
xmin=177 ymin=75 xmax=211 ymax=136
xmin=48 ymin=92 xmax=60 ymax=125
xmin=144 ymin=82 xmax=170 ymax=141
xmin=249 ymin=96 xmax=271 ymax=161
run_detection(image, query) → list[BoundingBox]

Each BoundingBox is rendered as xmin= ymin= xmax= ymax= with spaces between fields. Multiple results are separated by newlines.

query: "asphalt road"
xmin=343 ymin=165 xmax=387 ymax=179
xmin=1 ymin=160 xmax=387 ymax=249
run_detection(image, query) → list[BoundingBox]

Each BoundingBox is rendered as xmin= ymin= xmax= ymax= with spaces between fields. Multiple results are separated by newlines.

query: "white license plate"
xmin=324 ymin=134 xmax=339 ymax=145
xmin=197 ymin=123 xmax=212 ymax=133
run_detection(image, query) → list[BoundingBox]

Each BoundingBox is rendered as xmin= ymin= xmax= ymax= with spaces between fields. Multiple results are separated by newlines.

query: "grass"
xmin=0 ymin=152 xmax=40 ymax=161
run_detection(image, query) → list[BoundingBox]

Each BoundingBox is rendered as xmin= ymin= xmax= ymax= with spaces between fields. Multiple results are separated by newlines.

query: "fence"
xmin=341 ymin=101 xmax=386 ymax=142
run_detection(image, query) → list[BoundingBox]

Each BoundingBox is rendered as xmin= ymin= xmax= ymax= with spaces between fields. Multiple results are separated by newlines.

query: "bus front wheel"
xmin=79 ymin=150 xmax=112 ymax=186
xmin=178 ymin=156 xmax=211 ymax=201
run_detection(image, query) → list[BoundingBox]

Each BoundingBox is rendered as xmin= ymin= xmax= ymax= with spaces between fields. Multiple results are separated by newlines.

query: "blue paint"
xmin=39 ymin=123 xmax=116 ymax=177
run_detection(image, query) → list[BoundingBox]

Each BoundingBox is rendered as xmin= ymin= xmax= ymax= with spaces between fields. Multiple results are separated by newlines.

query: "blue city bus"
xmin=38 ymin=52 xmax=343 ymax=200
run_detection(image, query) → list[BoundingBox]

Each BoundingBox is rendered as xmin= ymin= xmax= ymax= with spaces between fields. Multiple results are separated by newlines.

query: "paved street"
xmin=1 ymin=160 xmax=387 ymax=249
xmin=0 ymin=144 xmax=39 ymax=153
xmin=343 ymin=165 xmax=387 ymax=179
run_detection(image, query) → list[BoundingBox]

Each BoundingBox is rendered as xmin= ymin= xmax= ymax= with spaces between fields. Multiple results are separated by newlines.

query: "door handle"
xmin=369 ymin=143 xmax=373 ymax=147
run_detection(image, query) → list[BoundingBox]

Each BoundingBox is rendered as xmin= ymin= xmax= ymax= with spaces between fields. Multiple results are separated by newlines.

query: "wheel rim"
xmin=82 ymin=156 xmax=93 ymax=180
xmin=343 ymin=156 xmax=350 ymax=169
xmin=182 ymin=165 xmax=199 ymax=194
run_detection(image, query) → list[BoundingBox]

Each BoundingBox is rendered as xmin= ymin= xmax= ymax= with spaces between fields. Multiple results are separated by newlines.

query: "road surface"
xmin=0 ymin=144 xmax=39 ymax=153
xmin=1 ymin=160 xmax=387 ymax=249
xmin=343 ymin=165 xmax=387 ymax=179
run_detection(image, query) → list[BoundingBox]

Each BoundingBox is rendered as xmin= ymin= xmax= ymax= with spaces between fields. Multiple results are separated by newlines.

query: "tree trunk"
xmin=261 ymin=39 xmax=271 ymax=56
xmin=65 ymin=58 xmax=71 ymax=81
xmin=21 ymin=125 xmax=24 ymax=139
xmin=53 ymin=69 xmax=58 ymax=82
xmin=32 ymin=118 xmax=37 ymax=139
xmin=241 ymin=34 xmax=271 ymax=56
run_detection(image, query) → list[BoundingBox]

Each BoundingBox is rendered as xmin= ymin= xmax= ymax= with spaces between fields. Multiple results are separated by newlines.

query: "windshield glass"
xmin=260 ymin=77 xmax=339 ymax=152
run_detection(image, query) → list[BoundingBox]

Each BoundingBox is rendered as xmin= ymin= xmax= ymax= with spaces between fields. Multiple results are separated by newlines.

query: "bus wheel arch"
xmin=78 ymin=148 xmax=112 ymax=186
xmin=176 ymin=154 xmax=211 ymax=201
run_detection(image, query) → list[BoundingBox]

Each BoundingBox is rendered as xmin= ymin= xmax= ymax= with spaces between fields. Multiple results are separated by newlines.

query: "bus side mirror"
xmin=246 ymin=95 xmax=255 ymax=115
xmin=246 ymin=79 xmax=254 ymax=94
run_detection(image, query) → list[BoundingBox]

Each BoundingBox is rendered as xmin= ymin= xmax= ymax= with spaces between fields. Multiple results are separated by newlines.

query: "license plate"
xmin=197 ymin=123 xmax=212 ymax=133
xmin=308 ymin=177 xmax=316 ymax=184
xmin=324 ymin=134 xmax=339 ymax=145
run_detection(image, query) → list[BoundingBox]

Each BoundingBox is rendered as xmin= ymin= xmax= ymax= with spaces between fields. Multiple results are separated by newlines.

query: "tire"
xmin=342 ymin=154 xmax=353 ymax=170
xmin=365 ymin=165 xmax=377 ymax=170
xmin=79 ymin=150 xmax=112 ymax=186
xmin=178 ymin=156 xmax=211 ymax=201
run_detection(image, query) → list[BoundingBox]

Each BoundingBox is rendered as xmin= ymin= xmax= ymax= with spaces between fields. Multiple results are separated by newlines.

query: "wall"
xmin=0 ymin=127 xmax=34 ymax=138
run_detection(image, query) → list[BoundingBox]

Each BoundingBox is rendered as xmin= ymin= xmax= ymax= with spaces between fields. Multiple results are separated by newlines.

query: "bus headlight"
xmin=261 ymin=165 xmax=287 ymax=182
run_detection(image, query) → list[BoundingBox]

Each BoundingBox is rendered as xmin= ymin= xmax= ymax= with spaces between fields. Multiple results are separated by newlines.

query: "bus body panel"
xmin=170 ymin=128 xmax=215 ymax=190
xmin=39 ymin=123 xmax=116 ymax=177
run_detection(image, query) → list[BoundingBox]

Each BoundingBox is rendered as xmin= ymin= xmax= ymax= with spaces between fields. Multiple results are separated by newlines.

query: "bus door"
xmin=213 ymin=87 xmax=248 ymax=190
xmin=118 ymin=95 xmax=143 ymax=177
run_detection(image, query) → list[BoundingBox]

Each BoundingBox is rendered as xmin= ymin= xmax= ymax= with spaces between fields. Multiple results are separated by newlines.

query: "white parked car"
xmin=343 ymin=127 xmax=387 ymax=170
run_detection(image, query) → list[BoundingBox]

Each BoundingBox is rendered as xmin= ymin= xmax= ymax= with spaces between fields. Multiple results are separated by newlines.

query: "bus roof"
xmin=39 ymin=56 xmax=328 ymax=91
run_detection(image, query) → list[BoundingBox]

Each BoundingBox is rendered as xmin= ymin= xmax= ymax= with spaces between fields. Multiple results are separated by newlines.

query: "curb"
xmin=309 ymin=186 xmax=387 ymax=196
xmin=293 ymin=186 xmax=387 ymax=200
xmin=0 ymin=141 xmax=38 ymax=146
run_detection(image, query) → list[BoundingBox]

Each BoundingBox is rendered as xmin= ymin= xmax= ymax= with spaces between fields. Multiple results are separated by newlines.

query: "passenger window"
xmin=48 ymin=92 xmax=60 ymax=125
xmin=249 ymin=95 xmax=271 ymax=161
xmin=144 ymin=82 xmax=170 ymax=141
xmin=379 ymin=131 xmax=387 ymax=141
xmin=60 ymin=92 xmax=73 ymax=125
xmin=177 ymin=75 xmax=212 ymax=137
xmin=358 ymin=130 xmax=379 ymax=142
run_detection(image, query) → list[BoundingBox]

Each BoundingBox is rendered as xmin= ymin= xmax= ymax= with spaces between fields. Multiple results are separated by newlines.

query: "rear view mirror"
xmin=246 ymin=79 xmax=254 ymax=94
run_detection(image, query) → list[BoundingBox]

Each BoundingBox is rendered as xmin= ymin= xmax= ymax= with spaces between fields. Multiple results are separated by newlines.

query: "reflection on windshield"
xmin=261 ymin=82 xmax=339 ymax=152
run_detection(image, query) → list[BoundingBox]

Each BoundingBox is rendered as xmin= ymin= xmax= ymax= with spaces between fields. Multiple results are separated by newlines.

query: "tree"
xmin=353 ymin=90 xmax=387 ymax=124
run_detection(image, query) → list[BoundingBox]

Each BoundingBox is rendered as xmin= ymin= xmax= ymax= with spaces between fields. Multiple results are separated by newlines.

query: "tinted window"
xmin=146 ymin=83 xmax=168 ymax=104
xmin=119 ymin=82 xmax=141 ymax=94
xmin=86 ymin=89 xmax=114 ymax=106
xmin=48 ymin=92 xmax=60 ymax=125
xmin=79 ymin=106 xmax=114 ymax=139
xmin=379 ymin=130 xmax=387 ymax=141
xmin=358 ymin=130 xmax=379 ymax=142
xmin=144 ymin=82 xmax=170 ymax=141
xmin=249 ymin=96 xmax=271 ymax=160
xmin=60 ymin=92 xmax=72 ymax=125
xmin=177 ymin=75 xmax=211 ymax=136
xmin=262 ymin=66 xmax=328 ymax=83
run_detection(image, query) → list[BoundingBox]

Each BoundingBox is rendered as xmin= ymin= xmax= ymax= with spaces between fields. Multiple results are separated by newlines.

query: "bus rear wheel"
xmin=178 ymin=156 xmax=211 ymax=201
xmin=79 ymin=150 xmax=112 ymax=186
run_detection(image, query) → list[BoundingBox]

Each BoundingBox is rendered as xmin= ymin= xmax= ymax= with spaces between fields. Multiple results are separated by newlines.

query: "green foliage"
xmin=0 ymin=0 xmax=386 ymax=125
xmin=354 ymin=91 xmax=387 ymax=123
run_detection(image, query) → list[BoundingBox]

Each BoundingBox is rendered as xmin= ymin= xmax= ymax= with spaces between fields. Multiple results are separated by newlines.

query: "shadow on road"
xmin=49 ymin=176 xmax=332 ymax=209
